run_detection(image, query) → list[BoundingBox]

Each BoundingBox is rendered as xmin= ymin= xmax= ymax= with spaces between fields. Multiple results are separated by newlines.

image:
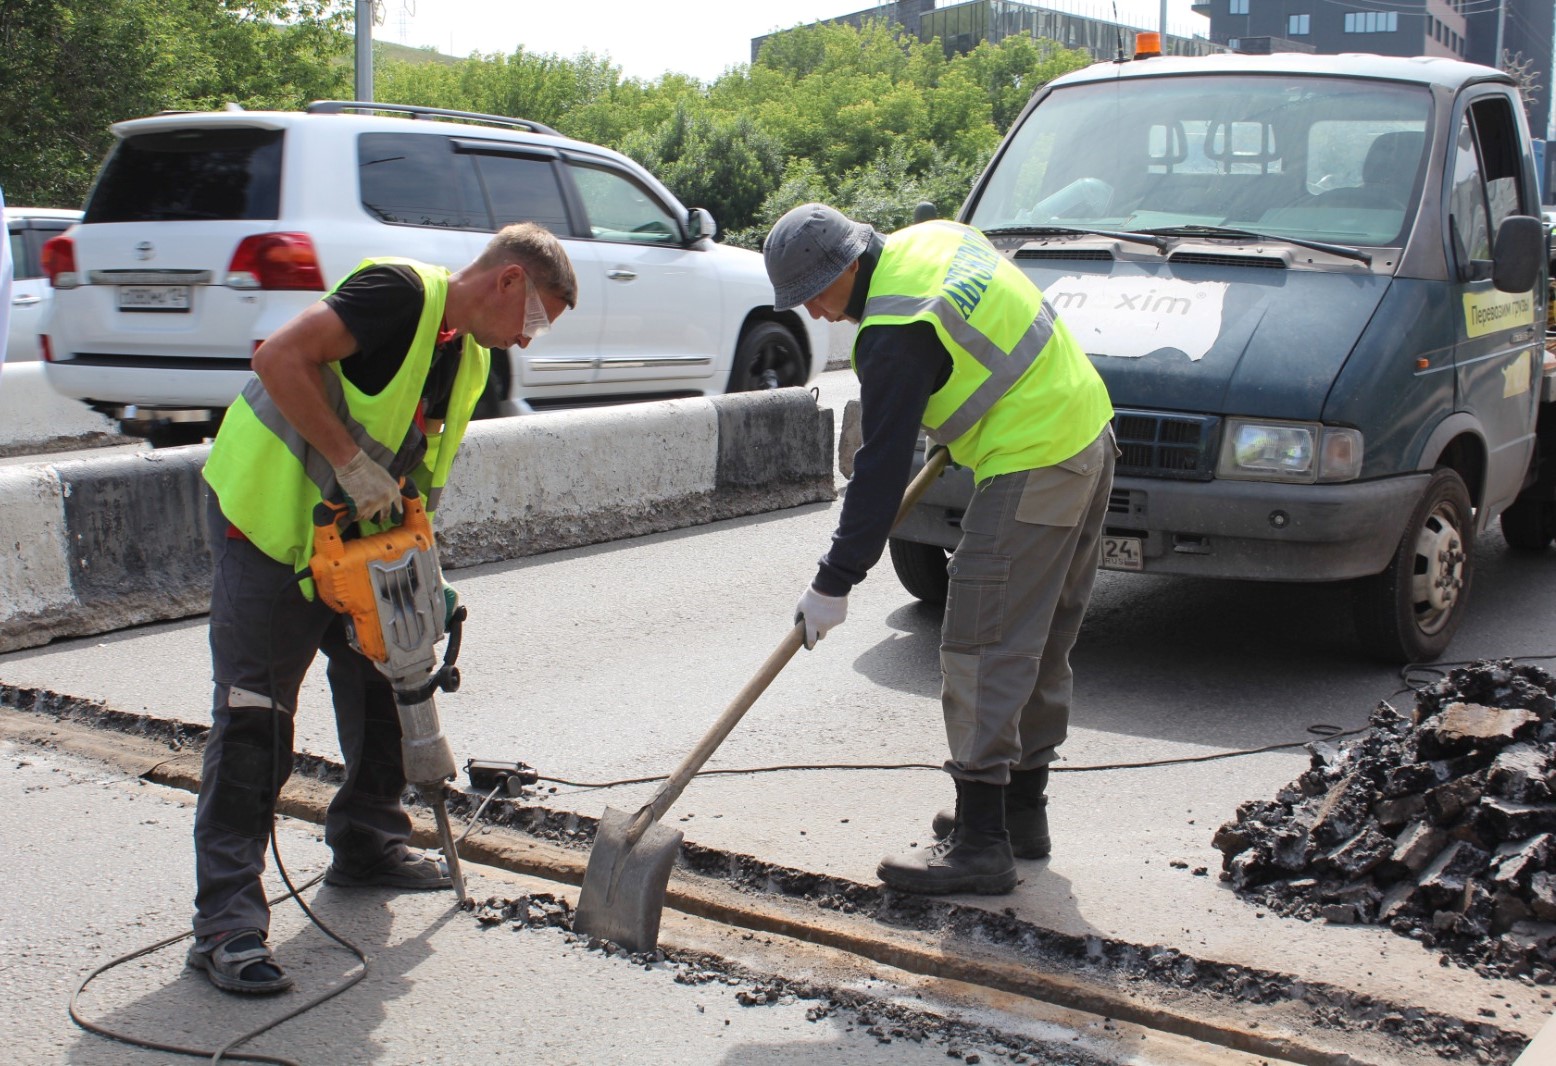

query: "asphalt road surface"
xmin=3 ymin=370 xmax=1555 ymax=1062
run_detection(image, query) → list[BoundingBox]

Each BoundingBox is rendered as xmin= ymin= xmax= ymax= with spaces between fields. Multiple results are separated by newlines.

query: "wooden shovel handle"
xmin=624 ymin=445 xmax=953 ymax=848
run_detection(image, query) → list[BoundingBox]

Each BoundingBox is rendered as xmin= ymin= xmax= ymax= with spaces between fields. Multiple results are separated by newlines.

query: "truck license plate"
xmin=118 ymin=285 xmax=191 ymax=312
xmin=1100 ymin=535 xmax=1143 ymax=571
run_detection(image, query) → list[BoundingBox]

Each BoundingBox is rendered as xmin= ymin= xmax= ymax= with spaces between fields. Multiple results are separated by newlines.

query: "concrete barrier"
xmin=0 ymin=388 xmax=835 ymax=653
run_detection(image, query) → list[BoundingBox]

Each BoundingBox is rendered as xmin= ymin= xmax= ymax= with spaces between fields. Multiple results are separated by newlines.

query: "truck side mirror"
xmin=1492 ymin=214 xmax=1543 ymax=293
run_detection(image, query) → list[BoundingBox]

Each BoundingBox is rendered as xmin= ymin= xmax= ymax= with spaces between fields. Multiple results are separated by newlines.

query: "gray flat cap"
xmin=763 ymin=203 xmax=873 ymax=311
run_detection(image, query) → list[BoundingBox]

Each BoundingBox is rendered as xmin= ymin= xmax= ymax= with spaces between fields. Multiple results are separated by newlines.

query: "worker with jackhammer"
xmin=189 ymin=223 xmax=577 ymax=994
xmin=763 ymin=204 xmax=1115 ymax=896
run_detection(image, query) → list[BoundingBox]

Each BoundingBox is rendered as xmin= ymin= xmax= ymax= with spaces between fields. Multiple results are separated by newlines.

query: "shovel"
xmin=573 ymin=446 xmax=952 ymax=952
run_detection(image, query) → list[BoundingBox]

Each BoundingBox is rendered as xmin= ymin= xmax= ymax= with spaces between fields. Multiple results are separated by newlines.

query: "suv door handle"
xmin=606 ymin=269 xmax=637 ymax=281
xmin=12 ymin=295 xmax=40 ymax=307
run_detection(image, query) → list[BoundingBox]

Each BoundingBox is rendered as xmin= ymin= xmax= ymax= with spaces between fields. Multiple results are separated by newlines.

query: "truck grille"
xmin=1112 ymin=410 xmax=1220 ymax=480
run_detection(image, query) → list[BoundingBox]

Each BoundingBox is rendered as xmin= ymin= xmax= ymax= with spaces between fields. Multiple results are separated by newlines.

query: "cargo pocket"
xmin=942 ymin=552 xmax=1010 ymax=648
xmin=1014 ymin=435 xmax=1106 ymax=528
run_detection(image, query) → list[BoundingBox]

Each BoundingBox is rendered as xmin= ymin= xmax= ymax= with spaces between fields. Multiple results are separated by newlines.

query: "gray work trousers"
xmin=940 ymin=427 xmax=1115 ymax=784
xmin=193 ymin=492 xmax=413 ymax=939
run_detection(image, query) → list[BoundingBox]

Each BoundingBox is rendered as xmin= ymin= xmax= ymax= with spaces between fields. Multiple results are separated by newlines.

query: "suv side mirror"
xmin=1492 ymin=214 xmax=1543 ymax=293
xmin=686 ymin=207 xmax=716 ymax=243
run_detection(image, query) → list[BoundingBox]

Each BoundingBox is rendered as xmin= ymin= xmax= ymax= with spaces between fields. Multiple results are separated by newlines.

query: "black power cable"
xmin=509 ymin=652 xmax=1556 ymax=797
xmin=71 ymin=570 xmax=374 ymax=1064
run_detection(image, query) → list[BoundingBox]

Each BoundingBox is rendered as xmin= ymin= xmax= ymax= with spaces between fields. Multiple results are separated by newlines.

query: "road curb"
xmin=3 ymin=693 xmax=1535 ymax=1066
xmin=0 ymin=388 xmax=835 ymax=653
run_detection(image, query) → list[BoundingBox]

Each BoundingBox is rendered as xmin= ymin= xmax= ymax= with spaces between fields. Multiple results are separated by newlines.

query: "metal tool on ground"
xmin=310 ymin=478 xmax=469 ymax=902
xmin=574 ymin=447 xmax=953 ymax=952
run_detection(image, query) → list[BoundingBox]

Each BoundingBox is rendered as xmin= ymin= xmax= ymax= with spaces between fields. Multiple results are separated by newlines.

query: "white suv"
xmin=8 ymin=206 xmax=82 ymax=363
xmin=40 ymin=102 xmax=825 ymax=444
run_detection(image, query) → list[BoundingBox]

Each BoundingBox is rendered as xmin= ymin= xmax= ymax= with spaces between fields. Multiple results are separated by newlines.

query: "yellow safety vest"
xmin=204 ymin=257 xmax=490 ymax=575
xmin=857 ymin=221 xmax=1112 ymax=482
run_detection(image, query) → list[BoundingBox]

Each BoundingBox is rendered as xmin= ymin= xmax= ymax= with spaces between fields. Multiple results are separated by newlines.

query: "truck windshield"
xmin=968 ymin=74 xmax=1432 ymax=248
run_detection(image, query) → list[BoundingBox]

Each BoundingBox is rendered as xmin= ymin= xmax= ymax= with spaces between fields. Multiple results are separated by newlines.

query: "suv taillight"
xmin=226 ymin=232 xmax=326 ymax=291
xmin=41 ymin=235 xmax=79 ymax=288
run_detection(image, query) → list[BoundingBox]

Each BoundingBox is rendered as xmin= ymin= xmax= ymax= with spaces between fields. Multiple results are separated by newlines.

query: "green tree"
xmin=0 ymin=0 xmax=350 ymax=206
xmin=619 ymin=101 xmax=785 ymax=236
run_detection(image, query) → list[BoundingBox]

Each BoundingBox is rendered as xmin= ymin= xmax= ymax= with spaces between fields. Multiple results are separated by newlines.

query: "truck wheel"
xmin=728 ymin=321 xmax=806 ymax=392
xmin=1351 ymin=468 xmax=1474 ymax=664
xmin=1498 ymin=496 xmax=1556 ymax=551
xmin=889 ymin=537 xmax=949 ymax=605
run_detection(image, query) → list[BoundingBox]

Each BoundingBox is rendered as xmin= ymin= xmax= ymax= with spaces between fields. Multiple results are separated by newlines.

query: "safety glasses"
xmin=522 ymin=278 xmax=552 ymax=342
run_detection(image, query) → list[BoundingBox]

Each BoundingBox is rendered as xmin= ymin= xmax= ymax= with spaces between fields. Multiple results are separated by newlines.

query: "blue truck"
xmin=890 ymin=50 xmax=1554 ymax=663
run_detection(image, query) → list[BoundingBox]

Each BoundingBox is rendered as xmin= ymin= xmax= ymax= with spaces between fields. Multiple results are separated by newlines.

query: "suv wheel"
xmin=141 ymin=419 xmax=219 ymax=449
xmin=728 ymin=321 xmax=806 ymax=392
xmin=889 ymin=537 xmax=950 ymax=604
xmin=473 ymin=348 xmax=514 ymax=420
xmin=1351 ymin=468 xmax=1473 ymax=663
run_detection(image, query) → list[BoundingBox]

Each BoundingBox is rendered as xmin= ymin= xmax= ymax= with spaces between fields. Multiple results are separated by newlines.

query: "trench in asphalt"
xmin=1 ymin=686 xmax=1539 ymax=1066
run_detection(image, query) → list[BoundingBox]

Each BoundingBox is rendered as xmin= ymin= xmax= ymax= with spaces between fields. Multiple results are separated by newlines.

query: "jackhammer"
xmin=309 ymin=479 xmax=468 ymax=902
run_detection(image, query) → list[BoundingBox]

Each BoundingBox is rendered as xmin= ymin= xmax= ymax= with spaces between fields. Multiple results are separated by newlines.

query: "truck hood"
xmin=1019 ymin=259 xmax=1389 ymax=421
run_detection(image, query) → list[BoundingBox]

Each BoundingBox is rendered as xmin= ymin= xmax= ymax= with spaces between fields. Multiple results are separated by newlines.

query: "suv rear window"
xmin=357 ymin=133 xmax=572 ymax=234
xmin=85 ymin=128 xmax=283 ymax=223
xmin=358 ymin=132 xmax=486 ymax=229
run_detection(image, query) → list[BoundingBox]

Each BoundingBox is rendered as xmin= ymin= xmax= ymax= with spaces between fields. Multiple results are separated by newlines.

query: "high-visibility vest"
xmin=857 ymin=221 xmax=1112 ymax=482
xmin=204 ymin=257 xmax=490 ymax=575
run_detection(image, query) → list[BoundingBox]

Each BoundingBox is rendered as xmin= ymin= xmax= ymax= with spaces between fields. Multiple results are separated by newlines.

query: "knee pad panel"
xmin=207 ymin=708 xmax=294 ymax=840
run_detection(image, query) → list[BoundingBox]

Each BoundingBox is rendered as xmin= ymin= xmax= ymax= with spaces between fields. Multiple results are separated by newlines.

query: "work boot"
xmin=930 ymin=767 xmax=1050 ymax=859
xmin=878 ymin=779 xmax=1017 ymax=895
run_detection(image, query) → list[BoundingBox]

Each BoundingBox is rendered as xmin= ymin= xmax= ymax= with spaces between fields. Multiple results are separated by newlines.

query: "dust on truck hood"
xmin=1022 ymin=261 xmax=1390 ymax=421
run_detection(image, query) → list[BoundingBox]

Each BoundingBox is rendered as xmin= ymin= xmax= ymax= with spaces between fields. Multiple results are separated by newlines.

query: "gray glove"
xmin=795 ymin=585 xmax=848 ymax=650
xmin=331 ymin=448 xmax=400 ymax=524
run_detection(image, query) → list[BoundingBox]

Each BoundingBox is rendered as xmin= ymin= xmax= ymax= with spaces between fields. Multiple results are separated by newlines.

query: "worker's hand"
xmin=442 ymin=582 xmax=460 ymax=628
xmin=331 ymin=449 xmax=400 ymax=524
xmin=794 ymin=586 xmax=848 ymax=650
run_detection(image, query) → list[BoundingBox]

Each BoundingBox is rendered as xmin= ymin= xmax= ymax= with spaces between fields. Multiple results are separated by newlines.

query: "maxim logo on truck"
xmin=1042 ymin=275 xmax=1227 ymax=361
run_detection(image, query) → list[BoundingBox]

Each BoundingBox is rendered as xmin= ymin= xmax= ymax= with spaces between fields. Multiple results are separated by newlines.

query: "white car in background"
xmin=8 ymin=207 xmax=82 ymax=362
xmin=40 ymin=102 xmax=826 ymax=445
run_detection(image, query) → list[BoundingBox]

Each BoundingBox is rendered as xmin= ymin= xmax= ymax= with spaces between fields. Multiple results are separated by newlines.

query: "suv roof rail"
xmin=305 ymin=100 xmax=562 ymax=137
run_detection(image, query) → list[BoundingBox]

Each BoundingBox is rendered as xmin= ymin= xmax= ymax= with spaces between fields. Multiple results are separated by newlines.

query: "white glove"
xmin=795 ymin=586 xmax=848 ymax=650
xmin=331 ymin=448 xmax=400 ymax=524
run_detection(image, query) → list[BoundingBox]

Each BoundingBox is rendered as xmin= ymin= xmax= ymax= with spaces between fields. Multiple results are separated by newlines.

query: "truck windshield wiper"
xmin=983 ymin=225 xmax=1169 ymax=253
xmin=1138 ymin=225 xmax=1372 ymax=266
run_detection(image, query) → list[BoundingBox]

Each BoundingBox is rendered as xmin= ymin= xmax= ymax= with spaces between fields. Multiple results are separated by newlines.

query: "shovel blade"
xmin=573 ymin=806 xmax=685 ymax=954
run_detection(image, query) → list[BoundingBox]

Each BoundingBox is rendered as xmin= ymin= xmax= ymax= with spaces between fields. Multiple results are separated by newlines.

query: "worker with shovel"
xmin=764 ymin=203 xmax=1115 ymax=896
xmin=189 ymin=224 xmax=576 ymax=994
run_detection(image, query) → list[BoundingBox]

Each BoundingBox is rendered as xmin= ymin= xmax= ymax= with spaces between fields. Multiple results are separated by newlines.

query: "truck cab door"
xmin=1448 ymin=92 xmax=1544 ymax=520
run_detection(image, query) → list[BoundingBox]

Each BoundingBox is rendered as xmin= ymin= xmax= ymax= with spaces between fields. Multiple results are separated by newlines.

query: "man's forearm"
xmin=249 ymin=303 xmax=366 ymax=469
xmin=257 ymin=355 xmax=360 ymax=468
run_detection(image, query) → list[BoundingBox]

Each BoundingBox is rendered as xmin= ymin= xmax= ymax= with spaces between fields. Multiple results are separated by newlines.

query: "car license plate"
xmin=1100 ymin=535 xmax=1143 ymax=571
xmin=118 ymin=285 xmax=191 ymax=312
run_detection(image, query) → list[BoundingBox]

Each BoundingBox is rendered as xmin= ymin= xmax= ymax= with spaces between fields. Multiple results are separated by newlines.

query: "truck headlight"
xmin=1217 ymin=420 xmax=1363 ymax=483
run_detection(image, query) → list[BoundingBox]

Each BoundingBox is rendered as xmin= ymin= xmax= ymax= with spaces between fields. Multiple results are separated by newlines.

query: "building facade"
xmin=751 ymin=0 xmax=1220 ymax=67
xmin=1199 ymin=0 xmax=1554 ymax=137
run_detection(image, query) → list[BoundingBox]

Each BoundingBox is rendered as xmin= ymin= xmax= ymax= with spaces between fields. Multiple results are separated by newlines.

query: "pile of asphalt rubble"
xmin=462 ymin=893 xmax=1112 ymax=1066
xmin=1214 ymin=658 xmax=1556 ymax=982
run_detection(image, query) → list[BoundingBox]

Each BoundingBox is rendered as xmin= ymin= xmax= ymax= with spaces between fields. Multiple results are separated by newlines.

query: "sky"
xmin=376 ymin=0 xmax=1207 ymax=84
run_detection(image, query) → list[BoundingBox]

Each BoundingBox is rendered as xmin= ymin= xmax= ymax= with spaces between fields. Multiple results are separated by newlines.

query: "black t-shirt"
xmin=323 ymin=263 xmax=464 ymax=419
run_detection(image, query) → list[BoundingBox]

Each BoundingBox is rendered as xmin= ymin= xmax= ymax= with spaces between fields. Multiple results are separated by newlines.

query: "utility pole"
xmin=1160 ymin=0 xmax=1168 ymax=46
xmin=355 ymin=0 xmax=374 ymax=102
xmin=1494 ymin=0 xmax=1506 ymax=70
